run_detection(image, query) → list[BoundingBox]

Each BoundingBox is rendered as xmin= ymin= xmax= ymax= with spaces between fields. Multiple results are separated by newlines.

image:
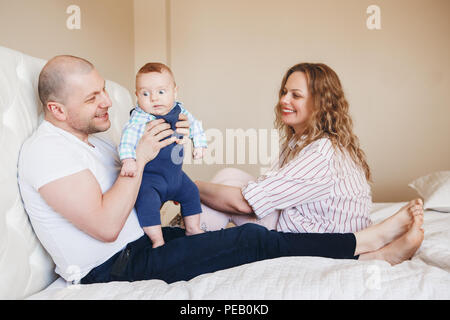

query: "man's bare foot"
xmin=360 ymin=215 xmax=424 ymax=265
xmin=354 ymin=199 xmax=423 ymax=254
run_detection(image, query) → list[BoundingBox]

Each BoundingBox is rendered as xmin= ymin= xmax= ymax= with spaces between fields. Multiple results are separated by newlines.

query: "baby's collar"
xmin=134 ymin=104 xmax=145 ymax=113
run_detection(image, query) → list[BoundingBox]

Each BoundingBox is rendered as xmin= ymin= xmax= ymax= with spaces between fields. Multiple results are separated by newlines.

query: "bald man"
xmin=18 ymin=55 xmax=185 ymax=281
xmin=17 ymin=55 xmax=372 ymax=285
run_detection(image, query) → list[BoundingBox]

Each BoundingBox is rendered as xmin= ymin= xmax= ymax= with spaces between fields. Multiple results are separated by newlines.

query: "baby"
xmin=118 ymin=62 xmax=207 ymax=247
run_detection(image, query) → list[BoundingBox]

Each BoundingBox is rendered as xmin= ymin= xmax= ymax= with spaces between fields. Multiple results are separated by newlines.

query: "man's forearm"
xmin=38 ymin=165 xmax=144 ymax=243
xmin=100 ymin=159 xmax=145 ymax=240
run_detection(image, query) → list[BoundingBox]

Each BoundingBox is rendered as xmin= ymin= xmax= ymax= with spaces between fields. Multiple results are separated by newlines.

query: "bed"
xmin=1 ymin=45 xmax=449 ymax=300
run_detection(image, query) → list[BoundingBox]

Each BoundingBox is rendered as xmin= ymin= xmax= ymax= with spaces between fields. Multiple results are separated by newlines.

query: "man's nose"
xmin=99 ymin=90 xmax=112 ymax=108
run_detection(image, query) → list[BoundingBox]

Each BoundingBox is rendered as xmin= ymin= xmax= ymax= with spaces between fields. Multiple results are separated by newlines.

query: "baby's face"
xmin=135 ymin=71 xmax=177 ymax=116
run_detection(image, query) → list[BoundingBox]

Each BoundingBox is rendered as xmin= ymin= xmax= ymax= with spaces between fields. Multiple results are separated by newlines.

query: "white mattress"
xmin=28 ymin=202 xmax=450 ymax=299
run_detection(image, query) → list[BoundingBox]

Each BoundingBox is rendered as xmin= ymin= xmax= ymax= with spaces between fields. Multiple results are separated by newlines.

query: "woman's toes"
xmin=417 ymin=215 xmax=424 ymax=226
xmin=409 ymin=204 xmax=424 ymax=216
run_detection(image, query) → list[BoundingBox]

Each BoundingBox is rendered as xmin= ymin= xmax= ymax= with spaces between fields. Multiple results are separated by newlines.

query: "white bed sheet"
xmin=28 ymin=202 xmax=450 ymax=299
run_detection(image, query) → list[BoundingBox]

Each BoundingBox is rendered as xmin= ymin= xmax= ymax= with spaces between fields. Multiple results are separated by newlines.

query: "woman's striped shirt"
xmin=241 ymin=137 xmax=372 ymax=233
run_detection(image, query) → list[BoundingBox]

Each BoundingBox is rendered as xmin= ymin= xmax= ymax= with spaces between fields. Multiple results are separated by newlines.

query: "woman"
xmin=192 ymin=63 xmax=424 ymax=265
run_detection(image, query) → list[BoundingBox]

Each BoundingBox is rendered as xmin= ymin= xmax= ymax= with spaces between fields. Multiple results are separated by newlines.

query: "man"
xmin=17 ymin=55 xmax=416 ymax=285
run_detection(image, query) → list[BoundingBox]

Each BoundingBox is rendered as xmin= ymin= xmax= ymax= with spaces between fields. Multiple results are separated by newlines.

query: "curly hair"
xmin=274 ymin=63 xmax=372 ymax=182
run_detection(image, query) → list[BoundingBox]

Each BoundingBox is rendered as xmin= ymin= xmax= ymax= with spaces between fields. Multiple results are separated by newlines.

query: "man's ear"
xmin=46 ymin=101 xmax=67 ymax=121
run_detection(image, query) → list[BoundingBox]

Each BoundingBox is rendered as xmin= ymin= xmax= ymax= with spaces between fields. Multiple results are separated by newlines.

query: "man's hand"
xmin=135 ymin=119 xmax=177 ymax=168
xmin=175 ymin=113 xmax=190 ymax=144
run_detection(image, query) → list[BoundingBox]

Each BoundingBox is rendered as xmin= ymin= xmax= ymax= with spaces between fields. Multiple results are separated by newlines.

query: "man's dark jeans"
xmin=81 ymin=223 xmax=357 ymax=284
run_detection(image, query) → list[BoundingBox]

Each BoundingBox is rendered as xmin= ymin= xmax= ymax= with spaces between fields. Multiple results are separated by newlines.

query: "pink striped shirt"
xmin=241 ymin=136 xmax=372 ymax=233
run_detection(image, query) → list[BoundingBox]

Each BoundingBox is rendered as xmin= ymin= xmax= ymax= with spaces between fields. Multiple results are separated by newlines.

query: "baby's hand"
xmin=193 ymin=147 xmax=206 ymax=160
xmin=121 ymin=159 xmax=138 ymax=177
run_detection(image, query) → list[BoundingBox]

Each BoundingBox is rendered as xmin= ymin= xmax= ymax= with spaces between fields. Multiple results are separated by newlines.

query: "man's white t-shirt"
xmin=18 ymin=120 xmax=144 ymax=281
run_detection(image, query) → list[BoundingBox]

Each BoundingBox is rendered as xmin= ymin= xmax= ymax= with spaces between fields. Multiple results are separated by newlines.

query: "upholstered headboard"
xmin=0 ymin=46 xmax=133 ymax=299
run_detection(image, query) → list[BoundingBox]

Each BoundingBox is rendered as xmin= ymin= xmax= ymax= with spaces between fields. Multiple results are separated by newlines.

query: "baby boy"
xmin=118 ymin=62 xmax=207 ymax=248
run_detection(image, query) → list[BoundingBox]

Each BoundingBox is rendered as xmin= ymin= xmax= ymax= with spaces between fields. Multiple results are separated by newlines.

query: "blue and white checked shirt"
xmin=118 ymin=102 xmax=207 ymax=160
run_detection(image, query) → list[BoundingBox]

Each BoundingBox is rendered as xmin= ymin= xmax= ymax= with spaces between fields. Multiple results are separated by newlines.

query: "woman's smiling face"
xmin=279 ymin=71 xmax=313 ymax=135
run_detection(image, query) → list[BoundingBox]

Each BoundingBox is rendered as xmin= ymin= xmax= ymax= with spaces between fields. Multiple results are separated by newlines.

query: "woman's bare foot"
xmin=359 ymin=215 xmax=424 ymax=265
xmin=376 ymin=198 xmax=423 ymax=245
xmin=354 ymin=199 xmax=423 ymax=254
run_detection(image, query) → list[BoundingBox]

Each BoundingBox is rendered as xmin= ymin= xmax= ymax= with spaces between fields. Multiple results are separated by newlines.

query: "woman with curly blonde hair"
xmin=274 ymin=63 xmax=371 ymax=183
xmin=192 ymin=63 xmax=424 ymax=256
xmin=189 ymin=62 xmax=425 ymax=264
xmin=263 ymin=62 xmax=373 ymax=233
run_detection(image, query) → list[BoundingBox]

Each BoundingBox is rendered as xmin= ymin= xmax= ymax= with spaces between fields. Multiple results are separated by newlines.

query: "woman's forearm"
xmin=195 ymin=180 xmax=253 ymax=215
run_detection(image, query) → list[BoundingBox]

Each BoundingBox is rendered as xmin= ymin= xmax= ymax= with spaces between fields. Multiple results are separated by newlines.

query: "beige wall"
xmin=0 ymin=0 xmax=135 ymax=93
xmin=134 ymin=0 xmax=169 ymax=73
xmin=134 ymin=0 xmax=450 ymax=202
xmin=1 ymin=0 xmax=449 ymax=202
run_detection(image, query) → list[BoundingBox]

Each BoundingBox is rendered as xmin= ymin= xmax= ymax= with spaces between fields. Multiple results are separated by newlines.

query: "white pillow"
xmin=408 ymin=171 xmax=450 ymax=213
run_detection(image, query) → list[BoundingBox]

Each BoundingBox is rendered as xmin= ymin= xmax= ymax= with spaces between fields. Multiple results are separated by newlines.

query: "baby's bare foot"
xmin=185 ymin=227 xmax=205 ymax=236
xmin=374 ymin=215 xmax=424 ymax=265
xmin=152 ymin=240 xmax=165 ymax=248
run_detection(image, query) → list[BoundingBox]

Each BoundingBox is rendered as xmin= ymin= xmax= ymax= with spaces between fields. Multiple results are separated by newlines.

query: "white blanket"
xmin=28 ymin=203 xmax=450 ymax=299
